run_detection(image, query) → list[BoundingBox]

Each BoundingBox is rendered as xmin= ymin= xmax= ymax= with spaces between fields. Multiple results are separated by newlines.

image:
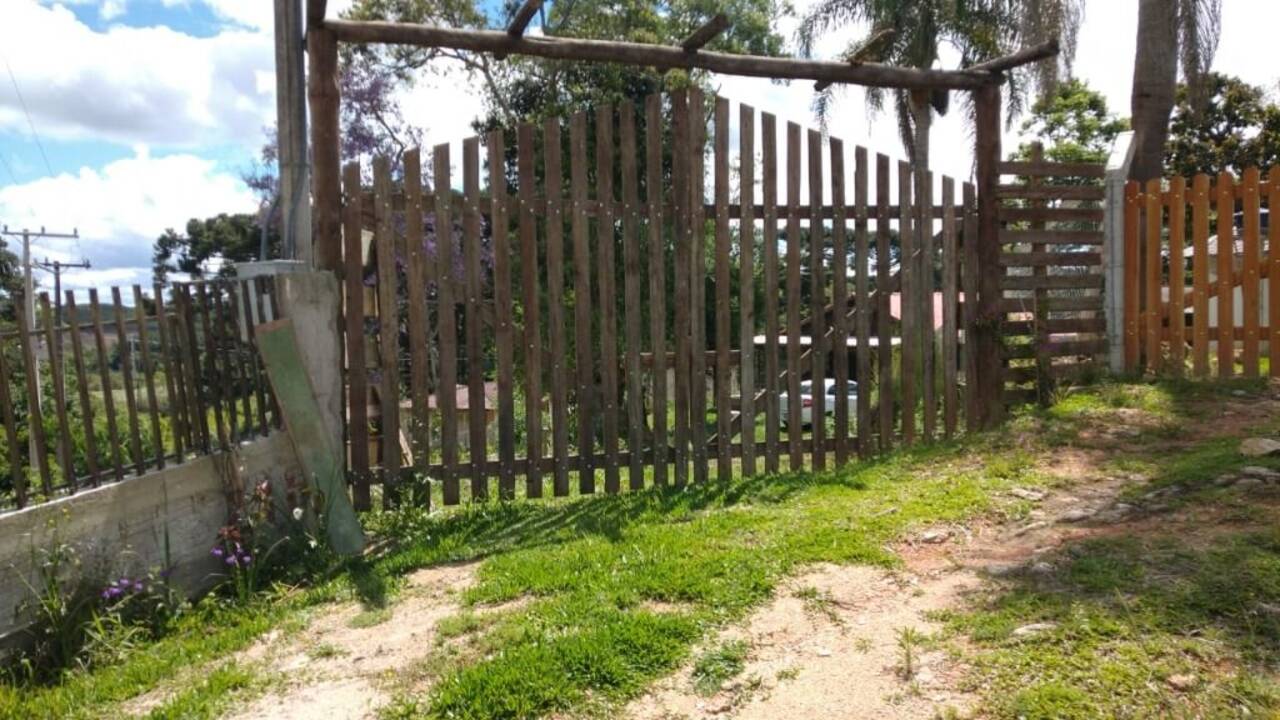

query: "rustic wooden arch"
xmin=302 ymin=0 xmax=1058 ymax=430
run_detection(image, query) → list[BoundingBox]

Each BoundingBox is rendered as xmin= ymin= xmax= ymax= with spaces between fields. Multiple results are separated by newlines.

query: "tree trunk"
xmin=1129 ymin=0 xmax=1178 ymax=182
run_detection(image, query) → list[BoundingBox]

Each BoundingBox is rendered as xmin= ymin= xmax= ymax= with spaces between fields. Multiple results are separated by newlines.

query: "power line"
xmin=1 ymin=51 xmax=55 ymax=178
xmin=0 ymin=150 xmax=17 ymax=186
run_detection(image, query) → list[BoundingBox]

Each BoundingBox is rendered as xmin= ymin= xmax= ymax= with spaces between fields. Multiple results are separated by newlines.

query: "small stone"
xmin=1256 ymin=602 xmax=1280 ymax=618
xmin=1241 ymin=466 xmax=1280 ymax=480
xmin=708 ymin=701 xmax=734 ymax=714
xmin=1235 ymin=477 xmax=1263 ymax=489
xmin=1166 ymin=673 xmax=1198 ymax=691
xmin=1232 ymin=389 xmax=1248 ymax=397
xmin=1012 ymin=622 xmax=1057 ymax=637
xmin=1010 ymin=487 xmax=1047 ymax=501
xmin=814 ymin=647 xmax=832 ymax=657
xmin=1241 ymin=438 xmax=1280 ymax=457
xmin=984 ymin=563 xmax=1022 ymax=578
xmin=1057 ymin=508 xmax=1095 ymax=523
xmin=1013 ymin=521 xmax=1049 ymax=537
xmin=920 ymin=529 xmax=950 ymax=544
xmin=1214 ymin=474 xmax=1238 ymax=487
xmin=1028 ymin=561 xmax=1055 ymax=576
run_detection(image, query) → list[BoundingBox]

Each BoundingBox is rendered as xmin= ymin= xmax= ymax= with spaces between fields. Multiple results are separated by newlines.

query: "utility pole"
xmin=34 ymin=257 xmax=91 ymax=325
xmin=2 ymin=225 xmax=79 ymax=463
xmin=274 ymin=0 xmax=312 ymax=264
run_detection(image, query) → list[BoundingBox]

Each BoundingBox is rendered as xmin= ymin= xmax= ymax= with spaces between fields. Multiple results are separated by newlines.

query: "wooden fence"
xmin=0 ymin=279 xmax=281 ymax=511
xmin=1123 ymin=166 xmax=1278 ymax=378
xmin=998 ymin=146 xmax=1107 ymax=404
xmin=342 ymin=90 xmax=983 ymax=510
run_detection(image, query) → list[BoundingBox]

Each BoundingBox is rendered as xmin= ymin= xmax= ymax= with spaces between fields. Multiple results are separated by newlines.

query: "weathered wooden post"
xmin=971 ymin=83 xmax=1004 ymax=430
xmin=307 ymin=24 xmax=342 ymax=275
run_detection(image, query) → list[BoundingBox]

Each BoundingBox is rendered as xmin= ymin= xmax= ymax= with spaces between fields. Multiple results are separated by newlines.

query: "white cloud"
xmin=0 ymin=149 xmax=257 ymax=291
xmin=1 ymin=0 xmax=275 ymax=148
xmin=99 ymin=0 xmax=126 ymax=20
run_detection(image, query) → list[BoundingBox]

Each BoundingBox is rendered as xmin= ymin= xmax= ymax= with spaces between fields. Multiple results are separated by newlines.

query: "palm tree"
xmin=796 ymin=0 xmax=1083 ymax=175
xmin=1129 ymin=0 xmax=1221 ymax=181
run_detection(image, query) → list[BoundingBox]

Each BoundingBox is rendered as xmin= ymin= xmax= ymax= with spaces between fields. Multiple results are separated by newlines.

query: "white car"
xmin=780 ymin=378 xmax=858 ymax=427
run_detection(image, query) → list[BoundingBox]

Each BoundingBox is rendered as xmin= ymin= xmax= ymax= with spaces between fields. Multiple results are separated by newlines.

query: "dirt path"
xmin=626 ymin=392 xmax=1280 ymax=720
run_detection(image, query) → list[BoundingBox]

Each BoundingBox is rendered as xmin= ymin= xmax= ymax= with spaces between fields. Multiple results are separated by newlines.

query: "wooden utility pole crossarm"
xmin=323 ymin=20 xmax=1001 ymax=90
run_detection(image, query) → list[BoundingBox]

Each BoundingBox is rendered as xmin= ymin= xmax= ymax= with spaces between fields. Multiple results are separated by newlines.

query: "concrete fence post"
xmin=1104 ymin=132 xmax=1135 ymax=374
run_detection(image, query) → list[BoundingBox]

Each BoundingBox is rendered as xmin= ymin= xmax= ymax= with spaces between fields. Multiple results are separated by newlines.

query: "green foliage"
xmin=152 ymin=214 xmax=279 ymax=283
xmin=1011 ymin=79 xmax=1129 ymax=166
xmin=1166 ymin=72 xmax=1280 ymax=177
xmin=691 ymin=639 xmax=750 ymax=695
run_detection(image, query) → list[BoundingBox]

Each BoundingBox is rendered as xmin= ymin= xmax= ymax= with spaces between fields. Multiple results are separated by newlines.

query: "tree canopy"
xmin=1165 ymin=72 xmax=1280 ymax=177
xmin=1011 ymin=79 xmax=1129 ymax=165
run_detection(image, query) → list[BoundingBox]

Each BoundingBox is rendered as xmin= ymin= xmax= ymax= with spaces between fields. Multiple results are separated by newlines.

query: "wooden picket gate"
xmin=341 ymin=90 xmax=983 ymax=510
xmin=1123 ymin=166 xmax=1279 ymax=378
xmin=997 ymin=147 xmax=1107 ymax=404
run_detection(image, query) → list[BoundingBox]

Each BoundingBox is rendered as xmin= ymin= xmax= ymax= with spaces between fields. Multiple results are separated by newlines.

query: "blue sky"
xmin=2 ymin=0 xmax=1278 ymax=293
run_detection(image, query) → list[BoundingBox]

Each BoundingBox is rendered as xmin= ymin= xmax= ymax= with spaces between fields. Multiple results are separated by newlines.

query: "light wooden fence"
xmin=342 ymin=90 xmax=981 ymax=510
xmin=0 ymin=279 xmax=281 ymax=510
xmin=1123 ymin=167 xmax=1278 ymax=377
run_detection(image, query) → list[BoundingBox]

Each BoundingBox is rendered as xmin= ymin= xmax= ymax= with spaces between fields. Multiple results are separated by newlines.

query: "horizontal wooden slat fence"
xmin=0 ymin=279 xmax=281 ymax=511
xmin=1124 ymin=166 xmax=1278 ymax=378
xmin=997 ymin=145 xmax=1107 ymax=405
xmin=342 ymin=91 xmax=981 ymax=510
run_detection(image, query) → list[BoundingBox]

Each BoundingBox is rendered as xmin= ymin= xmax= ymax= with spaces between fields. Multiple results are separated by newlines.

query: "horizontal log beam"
xmin=969 ymin=39 xmax=1060 ymax=74
xmin=323 ymin=19 xmax=1002 ymax=89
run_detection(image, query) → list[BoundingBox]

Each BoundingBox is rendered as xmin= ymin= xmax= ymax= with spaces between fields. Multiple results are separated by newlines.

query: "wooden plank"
xmin=211 ymin=286 xmax=238 ymax=442
xmin=133 ymin=286 xmax=164 ymax=468
xmin=1000 ymin=230 xmax=1104 ymax=246
xmin=403 ymin=148 xmax=432 ymax=495
xmin=1168 ymin=177 xmax=1187 ymax=376
xmin=152 ymin=286 xmax=185 ymax=463
xmin=1217 ymin=171 xmax=1235 ymax=377
xmin=374 ymin=155 xmax=403 ymax=504
xmin=620 ymin=102 xmax=644 ymax=490
xmin=807 ymin=128 xmax=826 ymax=468
xmin=962 ymin=182 xmax=978 ymax=431
xmin=569 ymin=114 xmax=595 ymax=494
xmin=433 ymin=144 xmax=460 ymax=504
xmin=876 ymin=154 xmax=894 ymax=450
xmin=227 ymin=284 xmax=253 ymax=434
xmin=830 ymin=137 xmax=849 ymax=464
xmin=738 ymin=102 xmax=757 ymax=476
xmin=785 ymin=121 xmax=803 ymax=470
xmin=1005 ymin=339 xmax=1107 ymax=359
xmin=919 ymin=168 xmax=936 ymax=440
xmin=255 ymin=318 xmax=364 ymax=556
xmin=999 ymin=296 xmax=1103 ymax=313
xmin=761 ymin=112 xmax=781 ymax=473
xmin=517 ymin=123 xmax=543 ymax=497
xmin=14 ymin=297 xmax=51 ymax=494
xmin=40 ymin=293 xmax=76 ymax=486
xmin=63 ymin=292 xmax=99 ymax=486
xmin=688 ymin=87 xmax=708 ymax=484
xmin=672 ymin=92 xmax=691 ymax=487
xmin=1144 ymin=179 xmax=1163 ymax=372
xmin=111 ymin=287 xmax=143 ymax=472
xmin=89 ymin=289 xmax=126 ymax=480
xmin=1123 ymin=182 xmax=1141 ymax=371
xmin=898 ymin=160 xmax=916 ymax=445
xmin=0 ymin=334 xmax=23 ymax=505
xmin=999 ymin=206 xmax=1104 ymax=223
xmin=997 ymin=160 xmax=1106 ymax=178
xmin=995 ymin=184 xmax=1105 ymax=201
xmin=177 ymin=285 xmax=210 ymax=452
xmin=1001 ymin=274 xmax=1105 ymax=291
xmin=196 ymin=284 xmax=229 ymax=449
xmin=1191 ymin=173 xmax=1211 ymax=376
xmin=853 ymin=146 xmax=870 ymax=456
xmin=1004 ymin=317 xmax=1107 ymax=335
xmin=341 ymin=161 xmax=371 ymax=509
xmin=543 ymin=119 xmax=570 ymax=497
xmin=645 ymin=95 xmax=668 ymax=486
xmin=998 ymin=252 xmax=1102 ymax=267
xmin=595 ymin=105 xmax=620 ymax=493
xmin=462 ymin=137 xmax=487 ymax=500
xmin=972 ymin=85 xmax=1004 ymax=428
xmin=941 ymin=176 xmax=959 ymax=438
xmin=256 ymin=277 xmax=282 ymax=425
xmin=1271 ymin=169 xmax=1280 ymax=379
xmin=489 ymin=130 xmax=516 ymax=498
xmin=1242 ymin=167 xmax=1261 ymax=377
xmin=241 ymin=280 xmax=269 ymax=437
xmin=714 ymin=97 xmax=733 ymax=481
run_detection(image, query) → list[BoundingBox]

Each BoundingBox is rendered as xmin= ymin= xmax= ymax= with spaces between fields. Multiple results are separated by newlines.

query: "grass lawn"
xmin=3 ymin=377 xmax=1280 ymax=719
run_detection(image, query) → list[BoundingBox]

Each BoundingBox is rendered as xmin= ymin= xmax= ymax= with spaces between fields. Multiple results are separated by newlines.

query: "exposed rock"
xmin=1028 ymin=562 xmax=1055 ymax=577
xmin=919 ymin=529 xmax=950 ymax=544
xmin=1214 ymin=474 xmax=1239 ymax=487
xmin=1011 ymin=622 xmax=1057 ymax=637
xmin=1010 ymin=487 xmax=1047 ymax=502
xmin=1241 ymin=438 xmax=1280 ymax=457
xmin=1057 ymin=508 xmax=1095 ymax=523
xmin=1232 ymin=389 xmax=1248 ymax=398
xmin=1013 ymin=521 xmax=1049 ymax=537
xmin=1235 ymin=477 xmax=1263 ymax=490
xmin=1166 ymin=674 xmax=1198 ymax=691
xmin=983 ymin=563 xmax=1022 ymax=578
xmin=1241 ymin=466 xmax=1280 ymax=480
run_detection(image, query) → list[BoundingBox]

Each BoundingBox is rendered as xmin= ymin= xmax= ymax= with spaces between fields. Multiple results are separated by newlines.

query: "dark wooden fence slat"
xmin=177 ymin=285 xmax=209 ymax=452
xmin=517 ymin=123 xmax=544 ymax=497
xmin=196 ymin=284 xmax=229 ymax=450
xmin=569 ymin=114 xmax=595 ymax=494
xmin=645 ymin=95 xmax=669 ymax=487
xmin=489 ymin=130 xmax=517 ymax=498
xmin=133 ymin=286 xmax=165 ymax=468
xmin=785 ymin=121 xmax=803 ymax=470
xmin=807 ymin=128 xmax=826 ymax=469
xmin=463 ymin=139 xmax=488 ymax=500
xmin=230 ymin=284 xmax=255 ymax=436
xmin=689 ymin=88 xmax=709 ymax=485
xmin=374 ymin=155 xmax=403 ymax=505
xmin=14 ymin=298 xmax=51 ymax=495
xmin=433 ymin=144 xmax=460 ymax=505
xmin=64 ymin=292 xmax=100 ymax=485
xmin=671 ymin=91 xmax=691 ymax=487
xmin=211 ymin=286 xmax=238 ymax=443
xmin=920 ymin=170 xmax=936 ymax=441
xmin=153 ymin=285 xmax=186 ymax=463
xmin=738 ymin=103 xmax=757 ymax=476
xmin=341 ymin=161 xmax=371 ymax=509
xmin=941 ymin=177 xmax=959 ymax=438
xmin=403 ymin=149 xmax=432 ymax=493
xmin=595 ymin=105 xmax=621 ymax=494
xmin=620 ymin=101 xmax=645 ymax=490
xmin=89 ymin=288 xmax=126 ymax=480
xmin=543 ymin=118 xmax=570 ymax=497
xmin=713 ymin=96 xmax=733 ymax=481
xmin=962 ymin=182 xmax=979 ymax=431
xmin=0 ymin=334 xmax=24 ymax=505
xmin=240 ymin=280 xmax=269 ymax=437
xmin=40 ymin=293 xmax=76 ymax=486
xmin=876 ymin=154 xmax=894 ymax=450
xmin=898 ymin=160 xmax=916 ymax=445
xmin=853 ymin=146 xmax=871 ymax=457
xmin=1216 ymin=171 xmax=1234 ymax=377
xmin=762 ymin=113 xmax=780 ymax=473
xmin=830 ymin=137 xmax=849 ymax=465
